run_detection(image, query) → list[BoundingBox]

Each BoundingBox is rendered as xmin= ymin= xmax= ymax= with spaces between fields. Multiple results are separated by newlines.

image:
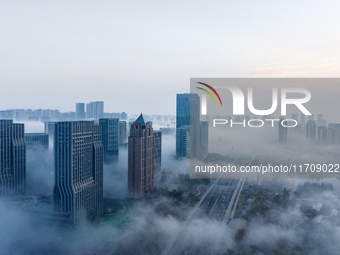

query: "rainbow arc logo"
xmin=196 ymin=82 xmax=223 ymax=106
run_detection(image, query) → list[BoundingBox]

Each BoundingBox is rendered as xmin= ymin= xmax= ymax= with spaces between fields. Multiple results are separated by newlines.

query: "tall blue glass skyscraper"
xmin=176 ymin=94 xmax=201 ymax=159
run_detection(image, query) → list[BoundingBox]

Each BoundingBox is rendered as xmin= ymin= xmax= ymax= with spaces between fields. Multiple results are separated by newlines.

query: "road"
xmin=164 ymin=156 xmax=255 ymax=255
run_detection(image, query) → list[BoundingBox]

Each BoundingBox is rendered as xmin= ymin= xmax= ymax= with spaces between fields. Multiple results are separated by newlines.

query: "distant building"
xmin=306 ymin=120 xmax=316 ymax=141
xmin=53 ymin=121 xmax=103 ymax=224
xmin=25 ymin=133 xmax=49 ymax=150
xmin=153 ymin=130 xmax=162 ymax=187
xmin=44 ymin=122 xmax=57 ymax=150
xmin=76 ymin=103 xmax=86 ymax=120
xmin=0 ymin=111 xmax=13 ymax=119
xmin=279 ymin=117 xmax=288 ymax=143
xmin=328 ymin=123 xmax=340 ymax=145
xmin=159 ymin=127 xmax=175 ymax=135
xmin=128 ymin=114 xmax=154 ymax=198
xmin=86 ymin=101 xmax=104 ymax=120
xmin=291 ymin=114 xmax=298 ymax=122
xmin=317 ymin=114 xmax=323 ymax=126
xmin=199 ymin=121 xmax=209 ymax=159
xmin=318 ymin=126 xmax=328 ymax=144
xmin=300 ymin=114 xmax=306 ymax=130
xmin=28 ymin=116 xmax=39 ymax=121
xmin=99 ymin=118 xmax=119 ymax=159
xmin=0 ymin=120 xmax=25 ymax=196
xmin=118 ymin=121 xmax=127 ymax=145
xmin=121 ymin=112 xmax=128 ymax=120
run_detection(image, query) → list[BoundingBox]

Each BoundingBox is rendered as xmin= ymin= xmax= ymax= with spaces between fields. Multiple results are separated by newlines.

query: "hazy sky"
xmin=1 ymin=1 xmax=340 ymax=114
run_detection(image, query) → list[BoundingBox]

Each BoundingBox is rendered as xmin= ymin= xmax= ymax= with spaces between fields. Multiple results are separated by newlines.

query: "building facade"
xmin=318 ymin=126 xmax=328 ymax=144
xmin=128 ymin=114 xmax=154 ymax=198
xmin=76 ymin=103 xmax=86 ymax=120
xmin=53 ymin=121 xmax=103 ymax=224
xmin=279 ymin=117 xmax=288 ymax=143
xmin=328 ymin=123 xmax=340 ymax=145
xmin=118 ymin=120 xmax=127 ymax=145
xmin=86 ymin=101 xmax=104 ymax=120
xmin=25 ymin=133 xmax=49 ymax=150
xmin=176 ymin=125 xmax=190 ymax=158
xmin=306 ymin=120 xmax=316 ymax=141
xmin=99 ymin=118 xmax=119 ymax=158
xmin=153 ymin=130 xmax=162 ymax=187
xmin=0 ymin=120 xmax=25 ymax=196
xmin=176 ymin=93 xmax=201 ymax=159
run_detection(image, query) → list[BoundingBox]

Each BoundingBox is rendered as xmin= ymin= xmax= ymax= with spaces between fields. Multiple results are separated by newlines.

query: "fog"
xmin=1 ymin=120 xmax=339 ymax=254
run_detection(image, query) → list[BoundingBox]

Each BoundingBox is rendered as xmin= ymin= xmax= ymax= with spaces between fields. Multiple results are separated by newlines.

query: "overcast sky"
xmin=1 ymin=1 xmax=340 ymax=115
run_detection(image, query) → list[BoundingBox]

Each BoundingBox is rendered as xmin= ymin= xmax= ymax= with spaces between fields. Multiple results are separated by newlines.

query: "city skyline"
xmin=1 ymin=1 xmax=340 ymax=253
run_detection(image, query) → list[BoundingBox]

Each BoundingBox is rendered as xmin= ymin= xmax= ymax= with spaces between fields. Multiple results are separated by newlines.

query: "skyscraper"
xmin=53 ymin=121 xmax=103 ymax=224
xmin=153 ymin=130 xmax=162 ymax=187
xmin=306 ymin=120 xmax=316 ymax=141
xmin=199 ymin=121 xmax=209 ymax=159
xmin=118 ymin=120 xmax=127 ymax=145
xmin=86 ymin=101 xmax=104 ymax=120
xmin=176 ymin=125 xmax=190 ymax=158
xmin=128 ymin=114 xmax=154 ymax=198
xmin=279 ymin=117 xmax=288 ymax=143
xmin=99 ymin=118 xmax=119 ymax=159
xmin=176 ymin=93 xmax=201 ymax=159
xmin=76 ymin=103 xmax=86 ymax=120
xmin=318 ymin=126 xmax=328 ymax=144
xmin=121 ymin=112 xmax=128 ymax=120
xmin=0 ymin=120 xmax=25 ymax=196
xmin=176 ymin=94 xmax=200 ymax=128
xmin=317 ymin=114 xmax=323 ymax=126
xmin=291 ymin=114 xmax=298 ymax=122
xmin=44 ymin=121 xmax=56 ymax=150
xmin=300 ymin=114 xmax=306 ymax=130
xmin=328 ymin=123 xmax=340 ymax=145
xmin=24 ymin=133 xmax=49 ymax=150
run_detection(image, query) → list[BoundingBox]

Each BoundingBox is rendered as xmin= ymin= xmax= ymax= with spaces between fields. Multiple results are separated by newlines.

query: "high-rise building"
xmin=119 ymin=121 xmax=127 ymax=145
xmin=76 ymin=103 xmax=86 ymax=120
xmin=153 ymin=130 xmax=162 ymax=187
xmin=86 ymin=101 xmax=104 ymax=120
xmin=44 ymin=121 xmax=57 ymax=150
xmin=176 ymin=125 xmax=190 ymax=158
xmin=24 ymin=133 xmax=49 ymax=150
xmin=328 ymin=123 xmax=340 ymax=145
xmin=279 ymin=117 xmax=288 ymax=143
xmin=318 ymin=126 xmax=328 ymax=144
xmin=317 ymin=114 xmax=323 ymax=126
xmin=306 ymin=120 xmax=316 ymax=141
xmin=128 ymin=114 xmax=154 ymax=198
xmin=99 ymin=118 xmax=119 ymax=159
xmin=199 ymin=121 xmax=209 ymax=159
xmin=176 ymin=94 xmax=199 ymax=128
xmin=0 ymin=120 xmax=25 ymax=196
xmin=300 ymin=114 xmax=306 ymax=130
xmin=0 ymin=111 xmax=13 ymax=120
xmin=291 ymin=114 xmax=298 ymax=122
xmin=121 ymin=112 xmax=128 ymax=120
xmin=176 ymin=94 xmax=200 ymax=159
xmin=53 ymin=121 xmax=103 ymax=224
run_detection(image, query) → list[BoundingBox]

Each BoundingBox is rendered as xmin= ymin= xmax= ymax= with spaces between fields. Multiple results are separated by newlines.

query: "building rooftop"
xmin=133 ymin=114 xmax=146 ymax=128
